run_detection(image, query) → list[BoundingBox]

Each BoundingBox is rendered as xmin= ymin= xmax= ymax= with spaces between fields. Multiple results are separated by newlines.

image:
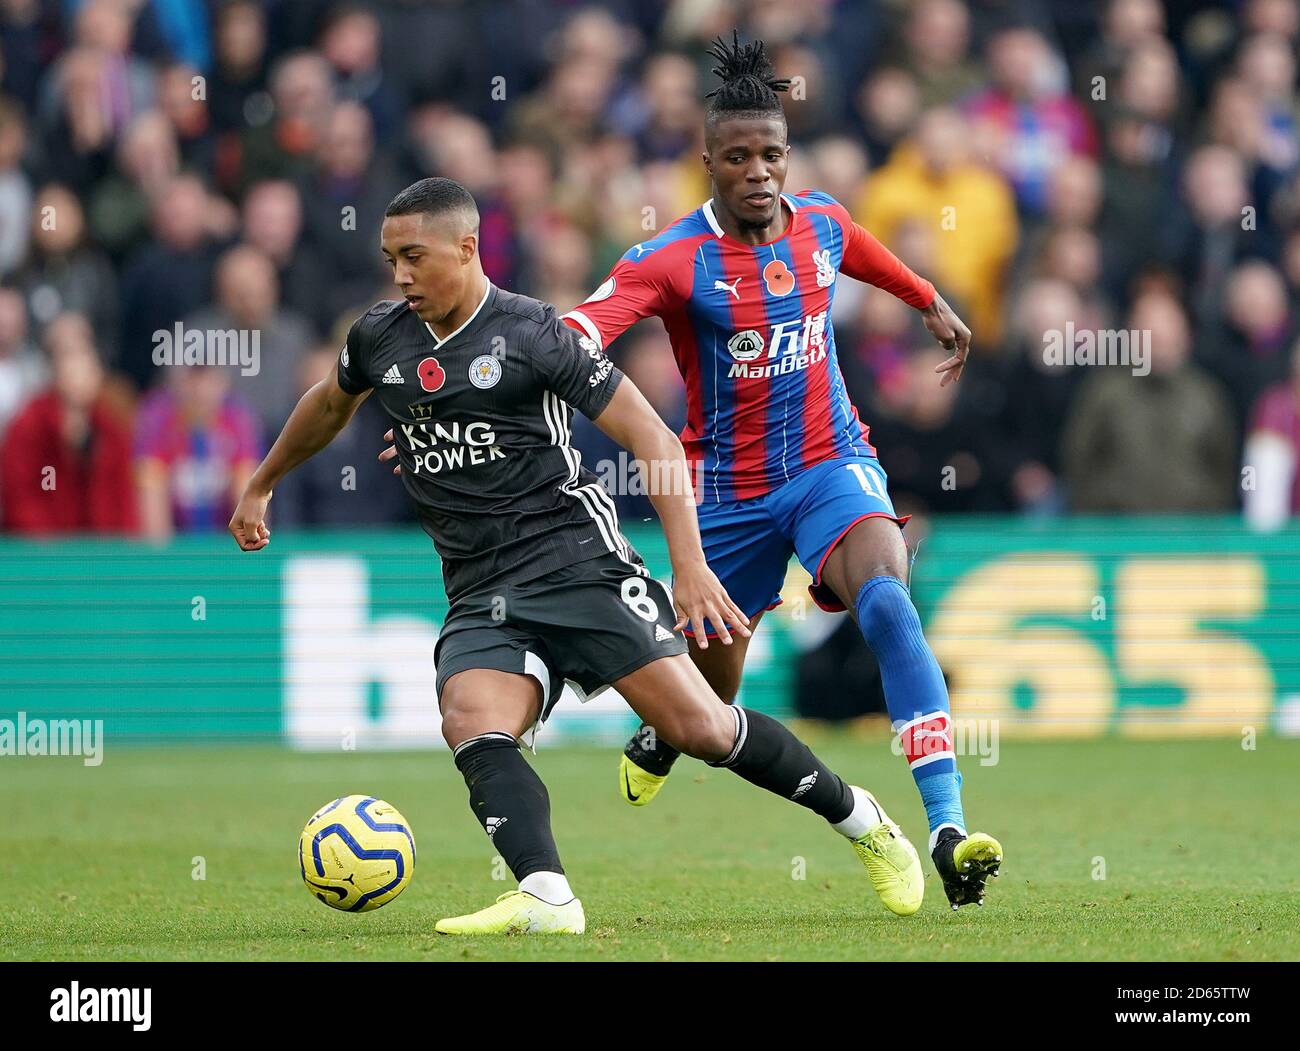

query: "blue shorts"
xmin=688 ymin=456 xmax=908 ymax=636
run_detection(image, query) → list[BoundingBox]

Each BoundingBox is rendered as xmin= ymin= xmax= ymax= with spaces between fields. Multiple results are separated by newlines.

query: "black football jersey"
xmin=336 ymin=283 xmax=644 ymax=602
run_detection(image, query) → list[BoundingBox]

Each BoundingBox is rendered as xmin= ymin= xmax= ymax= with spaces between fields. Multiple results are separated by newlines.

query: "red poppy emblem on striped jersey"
xmin=762 ymin=258 xmax=795 ymax=297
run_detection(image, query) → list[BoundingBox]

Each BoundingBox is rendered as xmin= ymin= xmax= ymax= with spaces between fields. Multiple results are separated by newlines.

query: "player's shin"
xmin=708 ymin=707 xmax=855 ymax=823
xmin=625 ymin=722 xmax=681 ymax=775
xmin=452 ymin=732 xmax=574 ymax=905
xmin=855 ymin=575 xmax=966 ymax=847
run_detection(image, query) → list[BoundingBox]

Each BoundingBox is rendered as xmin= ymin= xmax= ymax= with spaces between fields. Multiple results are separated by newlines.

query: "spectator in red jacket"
xmin=0 ymin=312 xmax=138 ymax=535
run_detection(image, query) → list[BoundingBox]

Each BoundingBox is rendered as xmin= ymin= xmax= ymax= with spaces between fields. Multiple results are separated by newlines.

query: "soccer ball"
xmin=299 ymin=795 xmax=416 ymax=912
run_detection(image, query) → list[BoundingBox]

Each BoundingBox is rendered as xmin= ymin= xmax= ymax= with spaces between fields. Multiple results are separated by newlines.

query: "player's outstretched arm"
xmin=592 ymin=381 xmax=751 ymax=648
xmin=838 ymin=212 xmax=973 ymax=384
xmin=228 ymin=374 xmax=370 ymax=551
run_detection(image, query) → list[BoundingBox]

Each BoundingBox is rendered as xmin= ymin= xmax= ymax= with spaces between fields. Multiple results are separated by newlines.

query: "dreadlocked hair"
xmin=704 ymin=30 xmax=790 ymax=117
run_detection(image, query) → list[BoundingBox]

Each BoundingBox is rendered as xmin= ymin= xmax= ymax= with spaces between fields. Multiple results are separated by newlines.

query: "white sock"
xmin=519 ymin=870 xmax=575 ymax=905
xmin=928 ymin=822 xmax=967 ymax=853
xmin=832 ymin=786 xmax=886 ymax=839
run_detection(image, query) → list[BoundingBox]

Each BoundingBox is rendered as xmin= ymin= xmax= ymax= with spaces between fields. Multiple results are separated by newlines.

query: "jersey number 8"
xmin=620 ymin=577 xmax=660 ymax=622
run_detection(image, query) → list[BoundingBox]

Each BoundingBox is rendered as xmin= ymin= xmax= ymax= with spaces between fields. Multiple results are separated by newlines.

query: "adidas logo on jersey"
xmin=382 ymin=364 xmax=404 ymax=385
xmin=791 ymin=770 xmax=819 ymax=800
xmin=485 ymin=816 xmax=508 ymax=838
xmin=654 ymin=624 xmax=675 ymax=642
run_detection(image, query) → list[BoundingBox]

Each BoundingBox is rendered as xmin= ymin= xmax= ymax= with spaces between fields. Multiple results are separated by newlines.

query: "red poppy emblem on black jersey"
xmin=418 ymin=357 xmax=446 ymax=392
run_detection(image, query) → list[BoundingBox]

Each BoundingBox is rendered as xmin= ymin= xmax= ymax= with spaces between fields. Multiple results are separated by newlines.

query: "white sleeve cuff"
xmin=561 ymin=309 xmax=603 ymax=349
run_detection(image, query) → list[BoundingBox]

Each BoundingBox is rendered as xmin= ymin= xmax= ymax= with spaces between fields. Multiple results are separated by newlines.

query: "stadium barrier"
xmin=1 ymin=518 xmax=1295 ymax=749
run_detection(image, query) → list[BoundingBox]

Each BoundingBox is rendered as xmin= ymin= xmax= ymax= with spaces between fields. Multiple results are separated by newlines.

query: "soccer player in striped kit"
xmin=562 ymin=33 xmax=1003 ymax=909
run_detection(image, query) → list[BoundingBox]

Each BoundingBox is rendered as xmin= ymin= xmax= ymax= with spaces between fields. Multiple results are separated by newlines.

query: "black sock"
xmin=624 ymin=722 xmax=682 ymax=776
xmin=710 ymin=708 xmax=854 ymax=822
xmin=453 ymin=732 xmax=564 ymax=880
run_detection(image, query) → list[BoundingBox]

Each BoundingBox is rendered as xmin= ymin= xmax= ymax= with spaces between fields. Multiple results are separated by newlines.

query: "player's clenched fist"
xmin=670 ymin=558 xmax=751 ymax=649
xmin=228 ymin=487 xmax=273 ymax=551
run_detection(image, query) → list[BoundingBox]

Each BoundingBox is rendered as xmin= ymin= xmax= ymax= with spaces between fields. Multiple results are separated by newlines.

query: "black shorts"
xmin=434 ymin=552 xmax=688 ymax=728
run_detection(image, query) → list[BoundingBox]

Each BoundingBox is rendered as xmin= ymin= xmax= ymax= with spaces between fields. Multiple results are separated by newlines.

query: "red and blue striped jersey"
xmin=563 ymin=190 xmax=935 ymax=503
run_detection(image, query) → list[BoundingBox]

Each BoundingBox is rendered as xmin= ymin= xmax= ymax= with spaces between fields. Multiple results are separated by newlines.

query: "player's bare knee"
xmin=438 ymin=703 xmax=477 ymax=749
xmin=439 ymin=686 xmax=492 ymax=748
xmin=865 ymin=560 xmax=907 ymax=584
xmin=664 ymin=707 xmax=733 ymax=762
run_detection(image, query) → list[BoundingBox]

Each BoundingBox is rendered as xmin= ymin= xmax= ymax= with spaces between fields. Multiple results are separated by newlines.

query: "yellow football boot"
xmin=619 ymin=752 xmax=668 ymax=807
xmin=435 ymin=891 xmax=585 ymax=935
xmin=849 ymin=790 xmax=925 ymax=916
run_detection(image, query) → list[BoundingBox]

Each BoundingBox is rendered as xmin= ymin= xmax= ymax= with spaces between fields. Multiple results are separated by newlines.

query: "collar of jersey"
xmin=702 ymin=194 xmax=799 ymax=248
xmin=422 ymin=280 xmax=493 ymax=349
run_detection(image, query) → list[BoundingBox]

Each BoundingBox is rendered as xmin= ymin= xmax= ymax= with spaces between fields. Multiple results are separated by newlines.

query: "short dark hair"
xmin=704 ymin=30 xmax=790 ymax=135
xmin=384 ymin=177 xmax=478 ymax=225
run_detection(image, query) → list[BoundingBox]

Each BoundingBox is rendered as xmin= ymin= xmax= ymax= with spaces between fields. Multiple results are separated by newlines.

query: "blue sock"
xmin=855 ymin=575 xmax=965 ymax=846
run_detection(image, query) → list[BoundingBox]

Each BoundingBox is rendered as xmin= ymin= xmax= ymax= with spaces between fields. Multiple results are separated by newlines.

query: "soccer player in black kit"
xmin=230 ymin=177 xmax=925 ymax=934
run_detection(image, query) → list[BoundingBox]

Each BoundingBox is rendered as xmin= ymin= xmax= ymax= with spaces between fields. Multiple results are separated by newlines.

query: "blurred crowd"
xmin=4 ymin=0 xmax=1300 ymax=539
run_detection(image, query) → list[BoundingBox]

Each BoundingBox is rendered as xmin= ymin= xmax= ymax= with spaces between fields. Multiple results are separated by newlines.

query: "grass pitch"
xmin=1 ymin=735 xmax=1296 ymax=961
